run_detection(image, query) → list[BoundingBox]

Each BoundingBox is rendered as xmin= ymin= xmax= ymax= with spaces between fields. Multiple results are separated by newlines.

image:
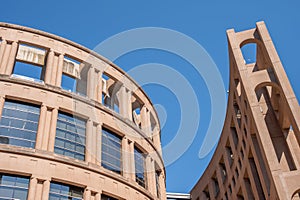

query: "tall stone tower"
xmin=191 ymin=22 xmax=300 ymax=200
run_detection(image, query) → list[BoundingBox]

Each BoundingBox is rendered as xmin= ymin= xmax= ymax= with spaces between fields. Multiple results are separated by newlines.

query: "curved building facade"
xmin=0 ymin=23 xmax=166 ymax=200
xmin=191 ymin=22 xmax=300 ymax=200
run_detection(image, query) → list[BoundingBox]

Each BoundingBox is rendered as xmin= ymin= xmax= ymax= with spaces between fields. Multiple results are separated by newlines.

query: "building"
xmin=0 ymin=23 xmax=166 ymax=200
xmin=191 ymin=22 xmax=300 ymax=200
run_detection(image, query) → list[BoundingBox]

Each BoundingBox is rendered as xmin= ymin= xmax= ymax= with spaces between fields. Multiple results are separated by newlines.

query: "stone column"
xmin=119 ymin=86 xmax=132 ymax=121
xmin=47 ymin=108 xmax=58 ymax=152
xmin=87 ymin=66 xmax=95 ymax=100
xmin=55 ymin=54 xmax=64 ymax=87
xmin=41 ymin=179 xmax=50 ymax=200
xmin=0 ymin=96 xmax=5 ymax=120
xmin=84 ymin=188 xmax=91 ymax=200
xmin=44 ymin=49 xmax=54 ymax=85
xmin=96 ymin=71 xmax=103 ymax=103
xmin=95 ymin=192 xmax=101 ymax=200
xmin=127 ymin=90 xmax=133 ymax=121
xmin=0 ymin=39 xmax=7 ymax=74
xmin=152 ymin=127 xmax=161 ymax=151
xmin=122 ymin=137 xmax=131 ymax=179
xmin=129 ymin=140 xmax=136 ymax=180
xmin=42 ymin=109 xmax=53 ymax=150
xmin=50 ymin=54 xmax=58 ymax=85
xmin=85 ymin=119 xmax=93 ymax=163
xmin=27 ymin=177 xmax=38 ymax=200
xmin=141 ymin=106 xmax=151 ymax=137
xmin=35 ymin=104 xmax=47 ymax=150
xmin=96 ymin=124 xmax=102 ymax=165
xmin=5 ymin=41 xmax=18 ymax=75
xmin=146 ymin=156 xmax=156 ymax=196
xmin=0 ymin=41 xmax=11 ymax=74
xmin=158 ymin=171 xmax=165 ymax=199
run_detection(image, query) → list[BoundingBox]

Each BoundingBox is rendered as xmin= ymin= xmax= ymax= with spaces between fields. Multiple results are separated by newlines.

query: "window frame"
xmin=0 ymin=173 xmax=30 ymax=200
xmin=12 ymin=43 xmax=47 ymax=82
xmin=0 ymin=99 xmax=40 ymax=149
xmin=54 ymin=111 xmax=87 ymax=161
xmin=101 ymin=127 xmax=122 ymax=174
xmin=134 ymin=146 xmax=147 ymax=188
xmin=49 ymin=181 xmax=84 ymax=200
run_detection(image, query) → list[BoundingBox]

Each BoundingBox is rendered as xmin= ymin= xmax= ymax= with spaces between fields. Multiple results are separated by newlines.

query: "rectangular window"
xmin=61 ymin=56 xmax=84 ymax=95
xmin=0 ymin=100 xmax=40 ymax=148
xmin=101 ymin=194 xmax=118 ymax=200
xmin=54 ymin=112 xmax=86 ymax=161
xmin=13 ymin=44 xmax=46 ymax=82
xmin=0 ymin=173 xmax=29 ymax=199
xmin=49 ymin=182 xmax=83 ymax=200
xmin=61 ymin=73 xmax=77 ymax=92
xmin=101 ymin=128 xmax=122 ymax=174
xmin=134 ymin=147 xmax=146 ymax=188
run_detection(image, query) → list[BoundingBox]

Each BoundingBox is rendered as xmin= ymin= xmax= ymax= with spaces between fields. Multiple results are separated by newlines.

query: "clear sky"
xmin=1 ymin=0 xmax=300 ymax=193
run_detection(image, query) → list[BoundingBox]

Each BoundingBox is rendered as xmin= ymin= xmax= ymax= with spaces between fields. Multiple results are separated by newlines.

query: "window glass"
xmin=101 ymin=128 xmax=122 ymax=174
xmin=13 ymin=62 xmax=43 ymax=81
xmin=134 ymin=147 xmax=146 ymax=188
xmin=49 ymin=182 xmax=83 ymax=200
xmin=0 ymin=100 xmax=40 ymax=148
xmin=0 ymin=174 xmax=29 ymax=199
xmin=61 ymin=74 xmax=77 ymax=92
xmin=54 ymin=112 xmax=86 ymax=161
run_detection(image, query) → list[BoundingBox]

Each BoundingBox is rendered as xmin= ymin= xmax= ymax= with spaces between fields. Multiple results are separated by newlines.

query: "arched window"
xmin=241 ymin=43 xmax=257 ymax=64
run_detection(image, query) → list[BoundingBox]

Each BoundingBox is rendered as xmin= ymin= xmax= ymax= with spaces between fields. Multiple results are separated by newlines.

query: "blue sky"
xmin=1 ymin=0 xmax=300 ymax=193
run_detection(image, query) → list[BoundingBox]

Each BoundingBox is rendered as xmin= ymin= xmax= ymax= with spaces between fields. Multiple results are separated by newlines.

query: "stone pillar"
xmin=0 ymin=96 xmax=5 ymax=120
xmin=85 ymin=119 xmax=93 ymax=163
xmin=158 ymin=171 xmax=165 ymax=199
xmin=146 ymin=156 xmax=156 ymax=196
xmin=50 ymin=54 xmax=58 ymax=85
xmin=42 ymin=109 xmax=53 ymax=150
xmin=84 ymin=188 xmax=91 ymax=200
xmin=0 ymin=41 xmax=11 ymax=74
xmin=44 ymin=49 xmax=54 ymax=85
xmin=152 ymin=127 xmax=161 ymax=151
xmin=87 ymin=66 xmax=95 ymax=100
xmin=95 ymin=192 xmax=101 ymax=200
xmin=55 ymin=54 xmax=64 ymax=87
xmin=5 ymin=41 xmax=18 ymax=75
xmin=27 ymin=177 xmax=38 ymax=200
xmin=0 ymin=39 xmax=7 ymax=74
xmin=96 ymin=71 xmax=103 ymax=103
xmin=130 ymin=140 xmax=136 ymax=180
xmin=96 ymin=124 xmax=102 ymax=165
xmin=36 ymin=104 xmax=47 ymax=150
xmin=41 ymin=179 xmax=50 ymax=200
xmin=127 ymin=90 xmax=133 ymax=121
xmin=119 ymin=86 xmax=132 ymax=121
xmin=122 ymin=137 xmax=131 ymax=179
xmin=47 ymin=108 xmax=58 ymax=152
xmin=141 ymin=106 xmax=151 ymax=136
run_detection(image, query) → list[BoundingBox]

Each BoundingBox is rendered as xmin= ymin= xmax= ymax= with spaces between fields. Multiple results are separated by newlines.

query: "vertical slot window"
xmin=101 ymin=128 xmax=122 ymax=174
xmin=134 ymin=147 xmax=146 ymax=188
